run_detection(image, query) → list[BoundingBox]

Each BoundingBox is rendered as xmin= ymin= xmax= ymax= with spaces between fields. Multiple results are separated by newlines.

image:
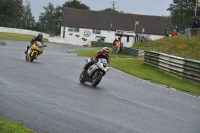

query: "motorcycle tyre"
xmin=30 ymin=52 xmax=37 ymax=62
xmin=79 ymin=71 xmax=86 ymax=83
xmin=92 ymin=71 xmax=103 ymax=87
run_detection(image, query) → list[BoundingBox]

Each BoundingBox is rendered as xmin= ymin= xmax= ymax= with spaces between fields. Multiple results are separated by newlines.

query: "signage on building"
xmin=63 ymin=27 xmax=66 ymax=38
xmin=84 ymin=30 xmax=91 ymax=37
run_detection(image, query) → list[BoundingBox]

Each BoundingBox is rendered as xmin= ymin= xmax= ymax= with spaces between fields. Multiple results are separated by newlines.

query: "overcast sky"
xmin=24 ymin=0 xmax=172 ymax=21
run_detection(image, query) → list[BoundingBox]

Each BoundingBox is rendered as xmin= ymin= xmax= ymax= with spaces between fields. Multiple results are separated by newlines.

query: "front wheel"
xmin=79 ymin=71 xmax=86 ymax=83
xmin=30 ymin=52 xmax=37 ymax=62
xmin=92 ymin=71 xmax=103 ymax=87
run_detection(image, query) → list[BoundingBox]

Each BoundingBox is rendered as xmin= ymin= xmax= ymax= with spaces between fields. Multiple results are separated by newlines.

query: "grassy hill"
xmin=132 ymin=34 xmax=200 ymax=61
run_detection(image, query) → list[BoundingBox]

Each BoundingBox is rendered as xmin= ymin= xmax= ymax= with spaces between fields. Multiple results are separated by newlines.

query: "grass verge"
xmin=0 ymin=42 xmax=5 ymax=46
xmin=0 ymin=117 xmax=35 ymax=133
xmin=69 ymin=47 xmax=200 ymax=96
xmin=0 ymin=32 xmax=48 ymax=43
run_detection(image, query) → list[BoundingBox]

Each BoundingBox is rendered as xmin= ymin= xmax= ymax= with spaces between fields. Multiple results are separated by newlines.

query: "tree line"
xmin=167 ymin=0 xmax=200 ymax=29
xmin=0 ymin=0 xmax=199 ymax=35
xmin=0 ymin=0 xmax=91 ymax=35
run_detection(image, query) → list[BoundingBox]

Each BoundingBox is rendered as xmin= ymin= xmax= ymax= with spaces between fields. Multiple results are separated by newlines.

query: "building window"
xmin=74 ymin=28 xmax=79 ymax=32
xmin=68 ymin=27 xmax=74 ymax=32
xmin=93 ymin=29 xmax=101 ymax=34
xmin=68 ymin=27 xmax=79 ymax=32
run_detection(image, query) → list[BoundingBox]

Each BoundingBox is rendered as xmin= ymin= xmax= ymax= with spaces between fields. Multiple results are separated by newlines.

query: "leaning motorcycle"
xmin=79 ymin=58 xmax=110 ymax=86
xmin=25 ymin=41 xmax=47 ymax=62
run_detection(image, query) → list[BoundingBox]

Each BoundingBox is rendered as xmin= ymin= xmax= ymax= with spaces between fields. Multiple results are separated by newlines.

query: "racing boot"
xmin=25 ymin=46 xmax=29 ymax=54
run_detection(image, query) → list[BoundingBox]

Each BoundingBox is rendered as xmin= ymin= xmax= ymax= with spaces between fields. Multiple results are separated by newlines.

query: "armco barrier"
xmin=112 ymin=47 xmax=117 ymax=54
xmin=91 ymin=41 xmax=113 ymax=47
xmin=123 ymin=47 xmax=142 ymax=56
xmin=144 ymin=51 xmax=200 ymax=83
xmin=112 ymin=46 xmax=144 ymax=56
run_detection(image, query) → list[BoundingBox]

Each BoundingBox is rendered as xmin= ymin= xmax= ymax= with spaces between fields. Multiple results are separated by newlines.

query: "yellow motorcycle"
xmin=25 ymin=41 xmax=47 ymax=62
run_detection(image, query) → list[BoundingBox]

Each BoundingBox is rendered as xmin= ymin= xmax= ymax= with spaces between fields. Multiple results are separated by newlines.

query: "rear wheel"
xmin=92 ymin=71 xmax=103 ymax=87
xmin=79 ymin=71 xmax=86 ymax=83
xmin=30 ymin=52 xmax=37 ymax=62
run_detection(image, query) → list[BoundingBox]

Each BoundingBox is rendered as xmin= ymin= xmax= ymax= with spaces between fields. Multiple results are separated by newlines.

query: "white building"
xmin=55 ymin=8 xmax=174 ymax=47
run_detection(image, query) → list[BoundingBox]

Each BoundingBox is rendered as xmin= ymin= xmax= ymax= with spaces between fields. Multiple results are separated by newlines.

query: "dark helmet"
xmin=38 ymin=33 xmax=43 ymax=39
xmin=102 ymin=47 xmax=110 ymax=56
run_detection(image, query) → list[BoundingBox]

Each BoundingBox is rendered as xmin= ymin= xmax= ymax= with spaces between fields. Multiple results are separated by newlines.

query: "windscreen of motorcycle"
xmin=98 ymin=58 xmax=108 ymax=67
xmin=35 ymin=41 xmax=43 ymax=48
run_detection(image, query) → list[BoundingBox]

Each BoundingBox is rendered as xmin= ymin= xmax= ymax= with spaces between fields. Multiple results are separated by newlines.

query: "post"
xmin=59 ymin=17 xmax=62 ymax=36
xmin=141 ymin=29 xmax=145 ymax=42
xmin=134 ymin=21 xmax=139 ymax=33
xmin=195 ymin=0 xmax=197 ymax=16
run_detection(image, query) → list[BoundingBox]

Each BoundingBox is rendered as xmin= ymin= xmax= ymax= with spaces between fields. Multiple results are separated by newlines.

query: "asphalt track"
xmin=0 ymin=40 xmax=200 ymax=133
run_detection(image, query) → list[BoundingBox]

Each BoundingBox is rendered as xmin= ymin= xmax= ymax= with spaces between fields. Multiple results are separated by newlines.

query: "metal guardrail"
xmin=91 ymin=41 xmax=113 ymax=47
xmin=112 ymin=46 xmax=144 ymax=56
xmin=144 ymin=51 xmax=200 ymax=83
xmin=123 ymin=47 xmax=140 ymax=56
xmin=112 ymin=47 xmax=117 ymax=54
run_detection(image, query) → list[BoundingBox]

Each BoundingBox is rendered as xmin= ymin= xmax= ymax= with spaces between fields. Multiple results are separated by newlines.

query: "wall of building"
xmin=60 ymin=26 xmax=135 ymax=47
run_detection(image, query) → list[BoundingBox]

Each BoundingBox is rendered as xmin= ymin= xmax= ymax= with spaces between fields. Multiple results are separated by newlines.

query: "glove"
xmin=31 ymin=41 xmax=35 ymax=45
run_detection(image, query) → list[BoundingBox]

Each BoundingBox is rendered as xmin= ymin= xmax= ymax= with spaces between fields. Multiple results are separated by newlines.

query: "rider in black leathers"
xmin=25 ymin=33 xmax=44 ymax=54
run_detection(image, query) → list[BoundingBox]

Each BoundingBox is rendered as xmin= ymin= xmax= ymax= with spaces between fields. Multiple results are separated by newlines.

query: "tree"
xmin=38 ymin=0 xmax=90 ymax=35
xmin=63 ymin=0 xmax=90 ymax=10
xmin=101 ymin=0 xmax=118 ymax=13
xmin=0 ymin=0 xmax=36 ymax=30
xmin=101 ymin=8 xmax=118 ymax=13
xmin=100 ymin=0 xmax=129 ymax=13
xmin=111 ymin=0 xmax=117 ymax=10
xmin=22 ymin=0 xmax=35 ymax=29
xmin=39 ymin=2 xmax=62 ymax=24
xmin=0 ymin=0 xmax=24 ymax=28
xmin=38 ymin=2 xmax=62 ymax=35
xmin=167 ymin=0 xmax=200 ymax=29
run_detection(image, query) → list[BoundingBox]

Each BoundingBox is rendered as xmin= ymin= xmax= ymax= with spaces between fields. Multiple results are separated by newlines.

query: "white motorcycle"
xmin=79 ymin=58 xmax=110 ymax=86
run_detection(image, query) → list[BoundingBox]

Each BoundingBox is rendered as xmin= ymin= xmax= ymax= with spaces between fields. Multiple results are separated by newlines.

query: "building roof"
xmin=62 ymin=8 xmax=174 ymax=36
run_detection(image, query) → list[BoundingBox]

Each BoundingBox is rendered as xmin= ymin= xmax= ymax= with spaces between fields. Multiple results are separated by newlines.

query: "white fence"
xmin=0 ymin=27 xmax=49 ymax=39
